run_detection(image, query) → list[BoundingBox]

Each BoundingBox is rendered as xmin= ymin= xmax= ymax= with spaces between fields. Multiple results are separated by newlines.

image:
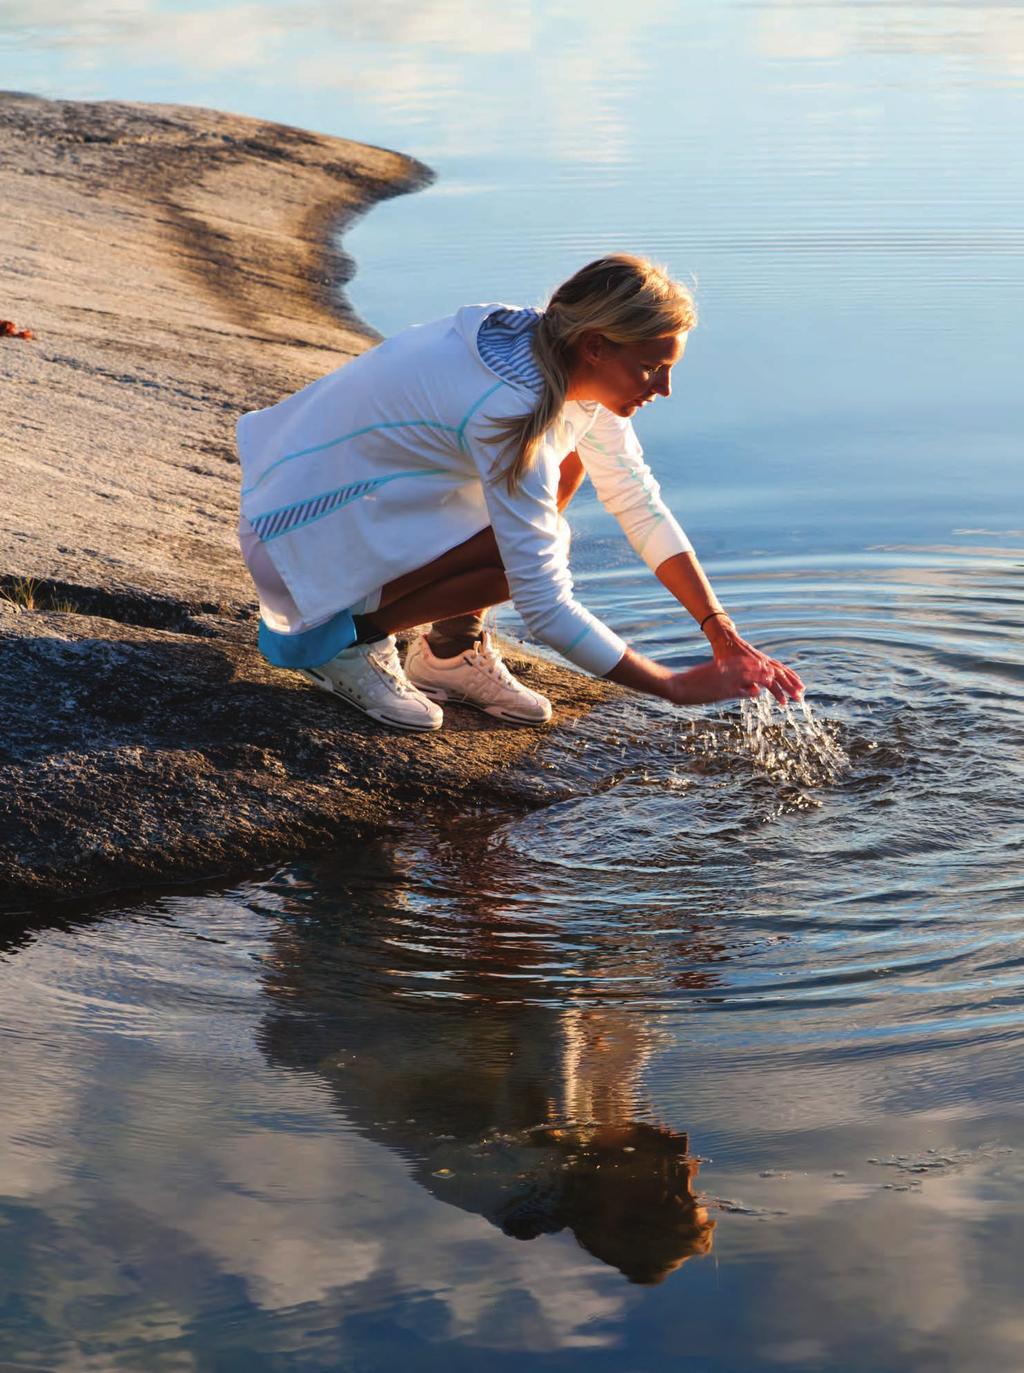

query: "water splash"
xmin=544 ymin=685 xmax=853 ymax=805
xmin=736 ymin=694 xmax=850 ymax=787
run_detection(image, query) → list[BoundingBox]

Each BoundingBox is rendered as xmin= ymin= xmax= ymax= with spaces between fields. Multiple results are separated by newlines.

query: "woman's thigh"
xmin=377 ymin=452 xmax=584 ymax=611
xmin=378 ymin=525 xmax=502 ymax=609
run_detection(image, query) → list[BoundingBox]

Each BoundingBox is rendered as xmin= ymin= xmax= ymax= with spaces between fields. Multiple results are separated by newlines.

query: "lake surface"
xmin=3 ymin=2 xmax=1024 ymax=1369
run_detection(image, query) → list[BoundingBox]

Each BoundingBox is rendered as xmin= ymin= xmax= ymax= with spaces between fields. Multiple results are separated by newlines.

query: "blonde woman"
xmin=237 ymin=255 xmax=804 ymax=731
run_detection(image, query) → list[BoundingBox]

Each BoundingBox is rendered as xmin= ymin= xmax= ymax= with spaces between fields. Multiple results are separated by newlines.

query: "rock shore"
xmin=0 ymin=94 xmax=622 ymax=908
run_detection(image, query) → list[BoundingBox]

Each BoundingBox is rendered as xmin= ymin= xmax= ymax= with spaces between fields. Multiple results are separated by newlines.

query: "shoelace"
xmin=368 ymin=640 xmax=419 ymax=696
xmin=468 ymin=634 xmax=518 ymax=688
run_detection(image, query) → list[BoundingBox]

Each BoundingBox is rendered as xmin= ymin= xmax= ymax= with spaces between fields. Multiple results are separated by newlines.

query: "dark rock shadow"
xmin=0 ymin=608 xmax=620 ymax=904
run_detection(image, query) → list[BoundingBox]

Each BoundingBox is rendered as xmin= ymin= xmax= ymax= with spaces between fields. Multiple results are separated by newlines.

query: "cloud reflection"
xmin=755 ymin=1 xmax=1024 ymax=74
xmin=0 ymin=815 xmax=1022 ymax=1368
xmin=1 ymin=0 xmax=684 ymax=163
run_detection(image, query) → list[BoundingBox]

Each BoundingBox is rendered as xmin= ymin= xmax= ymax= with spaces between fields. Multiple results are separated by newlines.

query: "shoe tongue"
xmin=472 ymin=634 xmax=508 ymax=678
xmin=372 ymin=640 xmax=401 ymax=670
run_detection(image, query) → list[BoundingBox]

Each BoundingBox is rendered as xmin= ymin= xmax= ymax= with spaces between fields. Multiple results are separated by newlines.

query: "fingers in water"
xmin=771 ymin=661 xmax=806 ymax=698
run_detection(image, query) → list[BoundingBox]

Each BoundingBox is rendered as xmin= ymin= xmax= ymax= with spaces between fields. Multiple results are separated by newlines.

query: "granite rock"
xmin=0 ymin=94 xmax=623 ymax=907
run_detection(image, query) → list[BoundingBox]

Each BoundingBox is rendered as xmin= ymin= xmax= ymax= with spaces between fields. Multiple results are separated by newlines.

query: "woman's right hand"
xmin=663 ymin=656 xmax=773 ymax=706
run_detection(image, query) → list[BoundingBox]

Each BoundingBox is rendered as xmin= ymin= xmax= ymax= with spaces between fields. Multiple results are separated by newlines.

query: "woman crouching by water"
xmin=236 ymin=254 xmax=804 ymax=731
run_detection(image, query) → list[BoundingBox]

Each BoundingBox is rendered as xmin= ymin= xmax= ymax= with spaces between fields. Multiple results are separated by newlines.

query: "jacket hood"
xmin=453 ymin=303 xmax=507 ymax=366
xmin=453 ymin=303 xmax=544 ymax=398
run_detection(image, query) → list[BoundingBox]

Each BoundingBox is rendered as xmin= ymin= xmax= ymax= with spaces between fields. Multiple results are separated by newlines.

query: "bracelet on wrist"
xmin=699 ymin=610 xmax=731 ymax=632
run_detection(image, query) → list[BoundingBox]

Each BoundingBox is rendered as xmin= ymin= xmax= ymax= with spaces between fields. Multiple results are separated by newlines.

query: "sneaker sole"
xmin=299 ymin=670 xmax=443 ymax=732
xmin=412 ymin=680 xmax=551 ymax=726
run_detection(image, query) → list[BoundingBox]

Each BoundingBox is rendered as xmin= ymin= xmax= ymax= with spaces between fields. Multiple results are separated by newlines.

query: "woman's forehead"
xmin=624 ymin=333 xmax=688 ymax=364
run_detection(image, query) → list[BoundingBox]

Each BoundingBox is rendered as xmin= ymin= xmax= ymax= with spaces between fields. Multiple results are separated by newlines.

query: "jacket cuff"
xmin=562 ymin=621 xmax=629 ymax=677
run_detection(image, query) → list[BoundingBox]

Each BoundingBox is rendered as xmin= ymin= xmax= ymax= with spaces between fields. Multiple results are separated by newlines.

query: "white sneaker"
xmin=298 ymin=637 xmax=443 ymax=732
xmin=405 ymin=630 xmax=553 ymax=725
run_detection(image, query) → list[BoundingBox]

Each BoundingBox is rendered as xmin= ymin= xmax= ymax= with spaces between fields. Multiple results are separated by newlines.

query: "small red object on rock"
xmin=1 ymin=320 xmax=33 ymax=340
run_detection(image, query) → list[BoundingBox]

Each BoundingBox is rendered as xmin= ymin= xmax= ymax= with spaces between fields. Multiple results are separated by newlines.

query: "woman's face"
xmin=569 ymin=331 xmax=688 ymax=418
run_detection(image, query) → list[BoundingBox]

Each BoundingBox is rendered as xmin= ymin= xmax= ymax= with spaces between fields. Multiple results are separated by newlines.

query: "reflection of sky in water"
xmin=2 ymin=853 xmax=1024 ymax=1368
xmin=7 ymin=0 xmax=1023 ymax=562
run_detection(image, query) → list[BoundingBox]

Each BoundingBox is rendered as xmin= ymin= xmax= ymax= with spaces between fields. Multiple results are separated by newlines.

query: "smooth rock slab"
xmin=0 ymin=95 xmax=623 ymax=906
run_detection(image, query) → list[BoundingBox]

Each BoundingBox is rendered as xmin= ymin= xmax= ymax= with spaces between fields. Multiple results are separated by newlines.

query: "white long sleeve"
xmin=463 ymin=415 xmax=628 ymax=677
xmin=574 ymin=405 xmax=693 ymax=570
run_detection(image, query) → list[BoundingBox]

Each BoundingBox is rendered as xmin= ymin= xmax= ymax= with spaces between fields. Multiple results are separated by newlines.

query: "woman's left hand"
xmin=705 ymin=617 xmax=805 ymax=705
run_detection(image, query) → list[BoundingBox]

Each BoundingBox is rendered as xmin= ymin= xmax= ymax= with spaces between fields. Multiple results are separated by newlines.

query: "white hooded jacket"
xmin=236 ymin=305 xmax=692 ymax=677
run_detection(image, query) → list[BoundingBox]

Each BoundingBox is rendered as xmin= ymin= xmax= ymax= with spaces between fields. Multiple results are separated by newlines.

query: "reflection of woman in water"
xmin=256 ymin=838 xmax=717 ymax=1284
xmin=237 ymin=254 xmax=804 ymax=731
xmin=491 ymin=1122 xmax=715 ymax=1285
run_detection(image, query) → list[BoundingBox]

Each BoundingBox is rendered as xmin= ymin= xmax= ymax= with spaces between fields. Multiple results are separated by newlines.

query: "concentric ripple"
xmin=254 ymin=545 xmax=1024 ymax=1073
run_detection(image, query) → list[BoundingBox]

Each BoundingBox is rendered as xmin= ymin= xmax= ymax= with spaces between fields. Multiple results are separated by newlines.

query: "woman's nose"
xmin=655 ymin=372 xmax=671 ymax=397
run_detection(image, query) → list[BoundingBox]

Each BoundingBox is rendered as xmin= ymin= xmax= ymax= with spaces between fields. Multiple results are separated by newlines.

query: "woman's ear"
xmin=575 ymin=329 xmax=607 ymax=367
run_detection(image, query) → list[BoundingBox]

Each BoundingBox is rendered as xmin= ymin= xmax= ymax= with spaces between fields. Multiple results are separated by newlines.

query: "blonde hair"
xmin=490 ymin=254 xmax=697 ymax=493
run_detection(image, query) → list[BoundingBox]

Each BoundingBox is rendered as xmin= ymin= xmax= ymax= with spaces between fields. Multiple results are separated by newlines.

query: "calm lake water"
xmin=4 ymin=2 xmax=1024 ymax=1369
